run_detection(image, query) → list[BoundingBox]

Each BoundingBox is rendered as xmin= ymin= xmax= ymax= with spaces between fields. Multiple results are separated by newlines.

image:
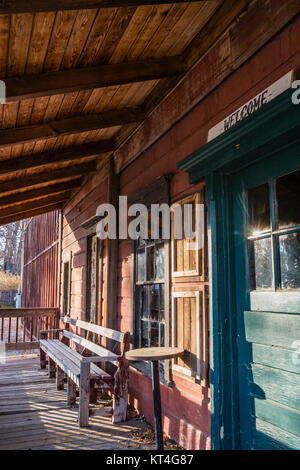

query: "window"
xmin=134 ymin=238 xmax=165 ymax=348
xmin=62 ymin=252 xmax=71 ymax=316
xmin=247 ymin=169 xmax=300 ymax=291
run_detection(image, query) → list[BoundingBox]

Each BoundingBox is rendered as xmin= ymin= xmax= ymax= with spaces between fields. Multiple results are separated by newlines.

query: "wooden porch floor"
xmin=0 ymin=355 xmax=154 ymax=450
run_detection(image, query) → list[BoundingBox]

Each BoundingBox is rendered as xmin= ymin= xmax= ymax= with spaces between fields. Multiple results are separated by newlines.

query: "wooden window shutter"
xmin=172 ymin=288 xmax=209 ymax=385
xmin=171 ymin=192 xmax=206 ymax=280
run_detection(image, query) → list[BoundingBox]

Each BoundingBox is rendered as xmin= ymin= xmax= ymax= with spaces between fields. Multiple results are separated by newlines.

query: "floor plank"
xmin=0 ymin=355 xmax=154 ymax=450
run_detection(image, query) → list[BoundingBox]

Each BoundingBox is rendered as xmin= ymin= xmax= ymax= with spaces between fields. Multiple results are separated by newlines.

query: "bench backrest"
xmin=61 ymin=316 xmax=130 ymax=360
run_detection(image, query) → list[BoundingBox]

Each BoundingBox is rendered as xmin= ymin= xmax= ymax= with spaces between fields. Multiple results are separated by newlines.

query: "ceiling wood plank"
xmin=114 ymin=0 xmax=250 ymax=157
xmin=0 ymin=179 xmax=82 ymax=209
xmin=0 ymin=140 xmax=115 ymax=176
xmin=0 ymin=204 xmax=63 ymax=226
xmin=0 ymin=161 xmax=97 ymax=195
xmin=5 ymin=57 xmax=185 ymax=102
xmin=0 ymin=192 xmax=71 ymax=218
xmin=0 ymin=1 xmax=205 ymax=14
xmin=0 ymin=108 xmax=144 ymax=148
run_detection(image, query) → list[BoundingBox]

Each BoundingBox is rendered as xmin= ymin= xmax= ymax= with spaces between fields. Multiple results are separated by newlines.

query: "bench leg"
xmin=89 ymin=379 xmax=98 ymax=404
xmin=67 ymin=378 xmax=77 ymax=407
xmin=79 ymin=361 xmax=90 ymax=427
xmin=48 ymin=357 xmax=56 ymax=378
xmin=56 ymin=367 xmax=64 ymax=390
xmin=112 ymin=361 xmax=129 ymax=423
xmin=112 ymin=387 xmax=128 ymax=423
xmin=40 ymin=348 xmax=46 ymax=369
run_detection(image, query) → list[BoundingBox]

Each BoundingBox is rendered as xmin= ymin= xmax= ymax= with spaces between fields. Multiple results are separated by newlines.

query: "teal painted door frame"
xmin=178 ymin=88 xmax=300 ymax=449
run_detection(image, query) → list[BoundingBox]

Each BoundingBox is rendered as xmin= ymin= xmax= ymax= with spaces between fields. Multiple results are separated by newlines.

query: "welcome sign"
xmin=207 ymin=70 xmax=294 ymax=142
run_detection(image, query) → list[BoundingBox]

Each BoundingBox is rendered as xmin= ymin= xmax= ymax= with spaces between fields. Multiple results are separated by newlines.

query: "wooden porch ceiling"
xmin=0 ymin=0 xmax=250 ymax=224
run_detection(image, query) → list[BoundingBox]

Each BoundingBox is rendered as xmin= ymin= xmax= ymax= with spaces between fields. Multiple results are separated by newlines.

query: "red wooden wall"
xmin=22 ymin=211 xmax=59 ymax=308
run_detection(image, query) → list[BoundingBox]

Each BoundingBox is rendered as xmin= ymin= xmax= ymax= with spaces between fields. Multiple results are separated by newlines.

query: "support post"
xmin=79 ymin=361 xmax=90 ymax=427
xmin=151 ymin=360 xmax=164 ymax=450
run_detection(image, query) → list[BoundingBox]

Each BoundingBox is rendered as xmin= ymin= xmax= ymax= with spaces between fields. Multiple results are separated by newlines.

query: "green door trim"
xmin=177 ymin=88 xmax=300 ymax=449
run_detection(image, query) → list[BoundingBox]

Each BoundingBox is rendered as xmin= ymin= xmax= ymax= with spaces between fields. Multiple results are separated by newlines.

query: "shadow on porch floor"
xmin=0 ymin=355 xmax=155 ymax=450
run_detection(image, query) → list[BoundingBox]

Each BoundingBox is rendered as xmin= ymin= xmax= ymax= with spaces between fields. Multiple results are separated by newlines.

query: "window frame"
xmin=133 ymin=238 xmax=167 ymax=350
xmin=129 ymin=175 xmax=171 ymax=382
xmin=246 ymin=173 xmax=300 ymax=292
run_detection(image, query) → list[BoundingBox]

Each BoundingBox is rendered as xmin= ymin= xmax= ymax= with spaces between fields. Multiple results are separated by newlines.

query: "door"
xmin=86 ymin=234 xmax=105 ymax=326
xmin=232 ymin=146 xmax=300 ymax=449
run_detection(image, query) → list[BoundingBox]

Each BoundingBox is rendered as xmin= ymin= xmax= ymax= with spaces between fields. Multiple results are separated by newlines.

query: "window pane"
xmin=160 ymin=284 xmax=165 ymax=320
xmin=248 ymin=183 xmax=270 ymax=235
xmin=137 ymin=286 xmax=148 ymax=319
xmin=249 ymin=237 xmax=273 ymax=289
xmin=276 ymin=169 xmax=300 ymax=229
xmin=146 ymin=245 xmax=155 ymax=281
xmin=141 ymin=321 xmax=149 ymax=348
xmin=150 ymin=322 xmax=159 ymax=347
xmin=137 ymin=249 xmax=145 ymax=282
xmin=279 ymin=232 xmax=300 ymax=290
xmin=155 ymin=244 xmax=165 ymax=279
xmin=150 ymin=284 xmax=159 ymax=320
xmin=160 ymin=323 xmax=165 ymax=347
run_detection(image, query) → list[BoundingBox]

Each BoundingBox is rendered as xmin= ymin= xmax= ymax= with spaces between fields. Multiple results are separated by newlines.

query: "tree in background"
xmin=0 ymin=220 xmax=26 ymax=276
xmin=0 ymin=271 xmax=19 ymax=292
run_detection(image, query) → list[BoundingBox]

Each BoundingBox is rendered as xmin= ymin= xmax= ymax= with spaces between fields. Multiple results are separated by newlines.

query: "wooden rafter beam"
xmin=0 ymin=204 xmax=63 ymax=226
xmin=0 ymin=1 xmax=205 ymax=14
xmin=0 ymin=140 xmax=114 ymax=177
xmin=0 ymin=179 xmax=82 ymax=209
xmin=0 ymin=192 xmax=71 ymax=219
xmin=0 ymin=108 xmax=144 ymax=148
xmin=5 ymin=58 xmax=185 ymax=102
xmin=0 ymin=161 xmax=96 ymax=196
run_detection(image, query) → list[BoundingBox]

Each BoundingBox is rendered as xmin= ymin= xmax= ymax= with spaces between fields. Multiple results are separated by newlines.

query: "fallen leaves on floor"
xmin=130 ymin=428 xmax=183 ymax=450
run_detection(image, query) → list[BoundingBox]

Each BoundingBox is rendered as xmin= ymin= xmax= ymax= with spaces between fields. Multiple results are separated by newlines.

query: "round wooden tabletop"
xmin=125 ymin=346 xmax=184 ymax=362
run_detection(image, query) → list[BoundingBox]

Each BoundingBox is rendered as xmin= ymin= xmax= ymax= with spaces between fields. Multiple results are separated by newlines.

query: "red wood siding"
xmin=61 ymin=168 xmax=108 ymax=320
xmin=22 ymin=211 xmax=59 ymax=308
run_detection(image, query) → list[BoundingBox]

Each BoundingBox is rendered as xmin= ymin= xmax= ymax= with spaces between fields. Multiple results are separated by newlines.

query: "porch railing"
xmin=0 ymin=308 xmax=59 ymax=352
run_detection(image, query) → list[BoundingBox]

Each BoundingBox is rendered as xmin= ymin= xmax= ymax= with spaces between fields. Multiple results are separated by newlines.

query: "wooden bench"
xmin=39 ymin=316 xmax=130 ymax=427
